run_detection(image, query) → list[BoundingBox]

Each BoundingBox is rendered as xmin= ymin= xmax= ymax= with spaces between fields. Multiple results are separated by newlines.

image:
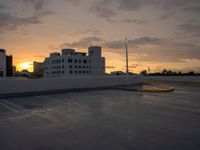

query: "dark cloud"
xmin=161 ymin=0 xmax=200 ymax=9
xmin=35 ymin=10 xmax=55 ymax=16
xmin=131 ymin=37 xmax=163 ymax=46
xmin=117 ymin=0 xmax=151 ymax=11
xmin=0 ymin=0 xmax=54 ymax=34
xmin=122 ymin=19 xmax=147 ymax=24
xmin=129 ymin=64 xmax=139 ymax=69
xmin=64 ymin=0 xmax=81 ymax=5
xmin=90 ymin=0 xmax=200 ymax=21
xmin=0 ymin=12 xmax=41 ymax=33
xmin=179 ymin=24 xmax=200 ymax=33
xmin=0 ymin=10 xmax=53 ymax=33
xmin=90 ymin=0 xmax=116 ymax=21
xmin=103 ymin=40 xmax=124 ymax=49
xmin=0 ymin=4 xmax=6 ymax=9
xmin=103 ymin=36 xmax=163 ymax=49
xmin=21 ymin=0 xmax=48 ymax=11
xmin=70 ymin=29 xmax=102 ymax=36
xmin=182 ymin=6 xmax=200 ymax=13
xmin=60 ymin=36 xmax=103 ymax=48
xmin=102 ymin=36 xmax=200 ymax=64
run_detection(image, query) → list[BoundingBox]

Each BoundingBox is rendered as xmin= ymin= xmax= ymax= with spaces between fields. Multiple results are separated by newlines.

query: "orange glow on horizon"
xmin=18 ymin=62 xmax=33 ymax=72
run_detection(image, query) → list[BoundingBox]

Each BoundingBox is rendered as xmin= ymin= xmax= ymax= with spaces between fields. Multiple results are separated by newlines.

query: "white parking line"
xmin=0 ymin=102 xmax=19 ymax=113
xmin=36 ymin=95 xmax=68 ymax=104
xmin=2 ymin=99 xmax=26 ymax=111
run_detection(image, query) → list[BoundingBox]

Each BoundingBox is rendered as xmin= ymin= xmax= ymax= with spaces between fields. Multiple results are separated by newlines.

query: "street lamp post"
xmin=125 ymin=37 xmax=129 ymax=85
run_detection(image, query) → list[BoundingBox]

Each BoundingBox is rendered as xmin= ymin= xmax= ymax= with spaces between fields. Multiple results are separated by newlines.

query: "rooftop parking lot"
xmin=0 ymin=82 xmax=200 ymax=150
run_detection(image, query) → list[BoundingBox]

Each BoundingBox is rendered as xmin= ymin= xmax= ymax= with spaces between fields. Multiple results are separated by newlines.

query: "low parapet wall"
xmin=143 ymin=76 xmax=200 ymax=85
xmin=0 ymin=76 xmax=143 ymax=97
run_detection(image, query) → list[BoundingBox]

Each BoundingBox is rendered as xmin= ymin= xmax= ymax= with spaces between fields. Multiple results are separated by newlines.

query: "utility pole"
xmin=125 ymin=37 xmax=129 ymax=76
xmin=125 ymin=37 xmax=129 ymax=85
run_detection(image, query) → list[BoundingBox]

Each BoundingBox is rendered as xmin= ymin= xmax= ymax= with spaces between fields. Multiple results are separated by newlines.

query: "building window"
xmin=83 ymin=71 xmax=85 ymax=74
xmin=68 ymin=59 xmax=72 ymax=63
xmin=79 ymin=66 xmax=81 ymax=69
xmin=79 ymin=60 xmax=81 ymax=63
xmin=79 ymin=71 xmax=81 ymax=74
xmin=62 ymin=65 xmax=64 ymax=69
xmin=62 ymin=59 xmax=64 ymax=63
xmin=69 ymin=71 xmax=73 ymax=74
xmin=62 ymin=71 xmax=64 ymax=74
xmin=83 ymin=60 xmax=87 ymax=64
xmin=75 ymin=65 xmax=77 ymax=68
xmin=75 ymin=71 xmax=77 ymax=74
xmin=75 ymin=59 xmax=77 ymax=63
xmin=83 ymin=66 xmax=85 ymax=69
xmin=69 ymin=65 xmax=73 ymax=69
xmin=89 ymin=60 xmax=91 ymax=64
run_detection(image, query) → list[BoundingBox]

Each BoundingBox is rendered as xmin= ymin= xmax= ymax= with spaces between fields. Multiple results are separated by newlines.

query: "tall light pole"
xmin=125 ymin=37 xmax=129 ymax=85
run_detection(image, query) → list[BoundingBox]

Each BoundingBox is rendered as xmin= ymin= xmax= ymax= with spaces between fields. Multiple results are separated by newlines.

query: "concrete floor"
xmin=0 ymin=83 xmax=200 ymax=150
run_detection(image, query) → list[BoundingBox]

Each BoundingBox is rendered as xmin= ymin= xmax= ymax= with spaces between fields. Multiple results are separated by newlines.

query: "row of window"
xmin=50 ymin=66 xmax=64 ymax=69
xmin=46 ymin=59 xmax=92 ymax=65
xmin=69 ymin=65 xmax=91 ymax=69
xmin=46 ymin=65 xmax=92 ymax=70
xmin=68 ymin=59 xmax=91 ymax=64
xmin=46 ymin=70 xmax=92 ymax=75
xmin=69 ymin=70 xmax=92 ymax=74
xmin=50 ymin=59 xmax=64 ymax=64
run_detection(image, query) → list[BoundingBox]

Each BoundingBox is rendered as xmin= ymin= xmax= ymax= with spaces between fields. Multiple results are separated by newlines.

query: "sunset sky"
xmin=0 ymin=0 xmax=200 ymax=73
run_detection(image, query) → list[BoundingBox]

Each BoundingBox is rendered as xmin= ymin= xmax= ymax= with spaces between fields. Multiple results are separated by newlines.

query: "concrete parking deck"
xmin=0 ymin=82 xmax=200 ymax=150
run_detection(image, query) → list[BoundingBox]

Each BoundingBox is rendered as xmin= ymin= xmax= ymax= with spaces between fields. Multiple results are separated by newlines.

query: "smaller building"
xmin=33 ymin=61 xmax=44 ymax=77
xmin=12 ymin=66 xmax=17 ymax=76
xmin=0 ymin=49 xmax=6 ymax=77
xmin=6 ymin=55 xmax=13 ymax=77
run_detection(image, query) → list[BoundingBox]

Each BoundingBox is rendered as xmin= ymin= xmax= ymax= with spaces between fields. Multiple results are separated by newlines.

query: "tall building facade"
xmin=44 ymin=46 xmax=105 ymax=77
xmin=6 ymin=55 xmax=13 ymax=77
xmin=0 ymin=49 xmax=6 ymax=77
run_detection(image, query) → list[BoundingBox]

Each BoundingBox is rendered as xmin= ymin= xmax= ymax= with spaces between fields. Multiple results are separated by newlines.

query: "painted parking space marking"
xmin=0 ymin=102 xmax=19 ymax=113
xmin=2 ymin=99 xmax=26 ymax=111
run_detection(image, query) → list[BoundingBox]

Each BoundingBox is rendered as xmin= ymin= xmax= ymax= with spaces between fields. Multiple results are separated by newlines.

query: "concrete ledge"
xmin=0 ymin=85 xmax=121 ymax=98
xmin=143 ymin=76 xmax=200 ymax=84
xmin=0 ymin=76 xmax=142 ymax=98
xmin=144 ymin=79 xmax=200 ymax=86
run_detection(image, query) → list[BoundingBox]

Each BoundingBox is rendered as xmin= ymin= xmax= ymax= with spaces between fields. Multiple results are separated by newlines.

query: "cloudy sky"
xmin=0 ymin=0 xmax=200 ymax=73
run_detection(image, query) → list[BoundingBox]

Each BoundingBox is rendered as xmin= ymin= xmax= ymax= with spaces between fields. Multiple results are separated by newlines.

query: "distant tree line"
xmin=140 ymin=69 xmax=200 ymax=76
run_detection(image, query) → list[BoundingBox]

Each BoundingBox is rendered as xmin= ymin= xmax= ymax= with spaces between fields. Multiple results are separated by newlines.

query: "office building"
xmin=44 ymin=46 xmax=105 ymax=77
xmin=6 ymin=55 xmax=13 ymax=77
xmin=0 ymin=49 xmax=6 ymax=77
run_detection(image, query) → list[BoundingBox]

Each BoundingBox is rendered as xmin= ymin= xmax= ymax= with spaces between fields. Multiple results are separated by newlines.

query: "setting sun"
xmin=20 ymin=62 xmax=33 ymax=71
